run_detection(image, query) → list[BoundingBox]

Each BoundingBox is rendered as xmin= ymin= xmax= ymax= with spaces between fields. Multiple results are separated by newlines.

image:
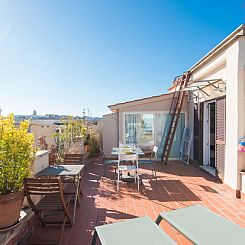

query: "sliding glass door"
xmin=125 ymin=113 xmax=154 ymax=150
xmin=124 ymin=112 xmax=185 ymax=157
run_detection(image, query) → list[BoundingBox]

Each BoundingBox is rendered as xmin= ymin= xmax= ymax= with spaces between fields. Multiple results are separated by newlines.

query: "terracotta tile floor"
xmin=33 ymin=158 xmax=245 ymax=245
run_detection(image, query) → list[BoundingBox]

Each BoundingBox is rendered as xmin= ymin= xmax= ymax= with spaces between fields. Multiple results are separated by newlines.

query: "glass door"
xmin=124 ymin=112 xmax=185 ymax=157
xmin=125 ymin=113 xmax=154 ymax=150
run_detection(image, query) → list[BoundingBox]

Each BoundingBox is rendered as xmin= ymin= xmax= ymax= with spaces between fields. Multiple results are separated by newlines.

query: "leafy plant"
xmin=0 ymin=114 xmax=35 ymax=195
xmin=53 ymin=118 xmax=87 ymax=158
xmin=37 ymin=136 xmax=48 ymax=150
xmin=87 ymin=129 xmax=101 ymax=158
xmin=53 ymin=117 xmax=101 ymax=159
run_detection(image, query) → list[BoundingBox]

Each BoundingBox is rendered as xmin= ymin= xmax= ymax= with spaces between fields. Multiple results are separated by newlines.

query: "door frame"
xmin=203 ymin=100 xmax=216 ymax=167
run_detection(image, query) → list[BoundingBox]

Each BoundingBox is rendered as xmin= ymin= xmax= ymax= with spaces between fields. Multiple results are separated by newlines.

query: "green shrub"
xmin=53 ymin=118 xmax=101 ymax=159
xmin=53 ymin=118 xmax=87 ymax=159
xmin=0 ymin=114 xmax=35 ymax=195
xmin=87 ymin=130 xmax=101 ymax=158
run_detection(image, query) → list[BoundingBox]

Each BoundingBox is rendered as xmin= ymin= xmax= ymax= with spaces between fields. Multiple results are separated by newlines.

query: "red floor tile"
xmin=31 ymin=157 xmax=245 ymax=244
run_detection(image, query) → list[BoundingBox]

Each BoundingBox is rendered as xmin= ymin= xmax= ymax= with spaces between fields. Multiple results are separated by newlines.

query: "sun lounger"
xmin=156 ymin=204 xmax=245 ymax=245
xmin=91 ymin=216 xmax=177 ymax=245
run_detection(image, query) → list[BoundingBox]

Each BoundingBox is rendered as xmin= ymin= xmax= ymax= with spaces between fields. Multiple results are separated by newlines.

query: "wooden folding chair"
xmin=24 ymin=178 xmax=72 ymax=245
xmin=64 ymin=153 xmax=85 ymax=165
xmin=63 ymin=154 xmax=85 ymax=200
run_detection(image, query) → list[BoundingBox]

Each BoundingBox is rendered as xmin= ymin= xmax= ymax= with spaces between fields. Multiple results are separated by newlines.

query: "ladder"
xmin=161 ymin=72 xmax=191 ymax=164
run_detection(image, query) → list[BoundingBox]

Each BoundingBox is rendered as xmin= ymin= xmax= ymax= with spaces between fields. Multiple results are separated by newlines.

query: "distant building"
xmin=13 ymin=112 xmax=101 ymax=148
xmin=29 ymin=120 xmax=62 ymax=146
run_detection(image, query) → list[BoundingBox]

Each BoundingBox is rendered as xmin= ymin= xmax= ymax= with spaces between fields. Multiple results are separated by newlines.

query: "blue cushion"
xmin=139 ymin=159 xmax=153 ymax=164
xmin=104 ymin=160 xmax=118 ymax=165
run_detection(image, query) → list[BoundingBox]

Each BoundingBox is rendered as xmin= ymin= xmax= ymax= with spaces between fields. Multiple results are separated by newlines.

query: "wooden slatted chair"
xmin=24 ymin=178 xmax=72 ymax=245
xmin=64 ymin=153 xmax=85 ymax=165
xmin=63 ymin=154 xmax=84 ymax=199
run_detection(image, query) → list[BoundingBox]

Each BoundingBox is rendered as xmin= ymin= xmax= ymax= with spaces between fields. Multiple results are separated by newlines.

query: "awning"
xmin=182 ymin=79 xmax=225 ymax=97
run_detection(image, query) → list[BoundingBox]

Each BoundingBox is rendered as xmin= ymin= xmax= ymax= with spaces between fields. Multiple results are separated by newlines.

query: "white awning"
xmin=182 ymin=79 xmax=225 ymax=97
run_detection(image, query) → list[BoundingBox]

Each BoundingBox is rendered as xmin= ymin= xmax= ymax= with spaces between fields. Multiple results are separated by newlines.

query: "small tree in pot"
xmin=0 ymin=114 xmax=35 ymax=229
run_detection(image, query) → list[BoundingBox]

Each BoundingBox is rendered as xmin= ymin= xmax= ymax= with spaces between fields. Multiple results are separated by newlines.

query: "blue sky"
xmin=0 ymin=0 xmax=244 ymax=117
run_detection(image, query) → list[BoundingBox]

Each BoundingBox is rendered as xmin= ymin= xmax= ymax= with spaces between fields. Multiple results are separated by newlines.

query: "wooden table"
xmin=36 ymin=164 xmax=85 ymax=223
xmin=156 ymin=204 xmax=245 ymax=245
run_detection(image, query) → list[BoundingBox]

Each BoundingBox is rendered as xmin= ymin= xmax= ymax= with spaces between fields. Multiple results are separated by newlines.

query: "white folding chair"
xmin=99 ymin=145 xmax=118 ymax=181
xmin=117 ymin=153 xmax=139 ymax=191
xmin=139 ymin=146 xmax=158 ymax=179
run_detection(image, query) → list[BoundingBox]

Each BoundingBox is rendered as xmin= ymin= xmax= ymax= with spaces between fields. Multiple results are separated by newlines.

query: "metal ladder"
xmin=161 ymin=72 xmax=191 ymax=164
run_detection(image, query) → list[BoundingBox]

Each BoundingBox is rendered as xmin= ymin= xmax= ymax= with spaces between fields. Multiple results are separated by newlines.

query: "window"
xmin=124 ymin=112 xmax=185 ymax=157
xmin=125 ymin=114 xmax=154 ymax=150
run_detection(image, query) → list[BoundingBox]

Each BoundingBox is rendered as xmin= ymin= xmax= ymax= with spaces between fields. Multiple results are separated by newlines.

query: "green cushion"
xmin=160 ymin=204 xmax=245 ymax=245
xmin=96 ymin=216 xmax=176 ymax=245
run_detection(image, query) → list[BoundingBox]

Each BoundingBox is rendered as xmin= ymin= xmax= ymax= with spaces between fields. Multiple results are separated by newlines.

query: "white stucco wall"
xmin=236 ymin=36 xmax=245 ymax=189
xmin=102 ymin=113 xmax=119 ymax=158
xmin=224 ymin=40 xmax=240 ymax=190
xmin=223 ymin=37 xmax=245 ymax=191
xmin=32 ymin=150 xmax=49 ymax=175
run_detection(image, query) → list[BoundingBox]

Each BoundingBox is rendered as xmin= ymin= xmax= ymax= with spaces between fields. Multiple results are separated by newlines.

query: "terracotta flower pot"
xmin=0 ymin=191 xmax=25 ymax=229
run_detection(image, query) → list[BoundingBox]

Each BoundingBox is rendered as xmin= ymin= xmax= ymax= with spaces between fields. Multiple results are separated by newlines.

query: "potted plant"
xmin=0 ymin=114 xmax=35 ymax=229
